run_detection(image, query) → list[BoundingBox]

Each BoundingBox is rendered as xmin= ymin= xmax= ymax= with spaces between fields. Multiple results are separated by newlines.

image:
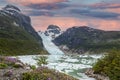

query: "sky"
xmin=0 ymin=0 xmax=120 ymax=31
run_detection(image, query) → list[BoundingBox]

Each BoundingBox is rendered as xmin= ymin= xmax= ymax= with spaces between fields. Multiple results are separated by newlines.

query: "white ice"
xmin=38 ymin=32 xmax=64 ymax=55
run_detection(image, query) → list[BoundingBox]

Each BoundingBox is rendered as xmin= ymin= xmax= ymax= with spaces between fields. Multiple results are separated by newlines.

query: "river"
xmin=17 ymin=32 xmax=102 ymax=80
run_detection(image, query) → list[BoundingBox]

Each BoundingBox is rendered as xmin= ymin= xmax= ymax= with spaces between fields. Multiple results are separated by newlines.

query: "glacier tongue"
xmin=38 ymin=32 xmax=64 ymax=55
xmin=15 ymin=35 xmax=101 ymax=80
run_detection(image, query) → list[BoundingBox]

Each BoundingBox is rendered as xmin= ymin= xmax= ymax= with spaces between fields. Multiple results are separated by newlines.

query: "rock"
xmin=44 ymin=25 xmax=62 ymax=39
xmin=53 ymin=26 xmax=120 ymax=54
xmin=4 ymin=70 xmax=13 ymax=77
xmin=14 ymin=62 xmax=24 ymax=68
xmin=85 ymin=68 xmax=110 ymax=80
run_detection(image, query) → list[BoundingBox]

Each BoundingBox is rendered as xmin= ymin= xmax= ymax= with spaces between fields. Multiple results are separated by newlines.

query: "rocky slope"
xmin=44 ymin=25 xmax=62 ymax=39
xmin=0 ymin=5 xmax=47 ymax=55
xmin=0 ymin=56 xmax=78 ymax=80
xmin=53 ymin=26 xmax=120 ymax=54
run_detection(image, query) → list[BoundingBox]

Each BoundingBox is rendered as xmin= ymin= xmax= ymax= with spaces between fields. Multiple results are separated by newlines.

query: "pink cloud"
xmin=31 ymin=16 xmax=120 ymax=31
xmin=31 ymin=16 xmax=88 ymax=31
xmin=89 ymin=3 xmax=120 ymax=14
xmin=90 ymin=3 xmax=120 ymax=8
xmin=7 ymin=0 xmax=68 ymax=5
xmin=105 ymin=8 xmax=120 ymax=14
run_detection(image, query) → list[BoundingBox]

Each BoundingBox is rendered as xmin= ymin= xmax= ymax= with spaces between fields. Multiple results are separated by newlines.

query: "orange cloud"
xmin=31 ymin=16 xmax=120 ymax=31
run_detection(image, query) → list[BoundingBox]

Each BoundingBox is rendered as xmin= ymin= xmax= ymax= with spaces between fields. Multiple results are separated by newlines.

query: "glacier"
xmin=15 ymin=32 xmax=102 ymax=80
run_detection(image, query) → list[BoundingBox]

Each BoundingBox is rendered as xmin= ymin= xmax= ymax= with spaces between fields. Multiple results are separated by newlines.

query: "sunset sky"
xmin=0 ymin=0 xmax=120 ymax=31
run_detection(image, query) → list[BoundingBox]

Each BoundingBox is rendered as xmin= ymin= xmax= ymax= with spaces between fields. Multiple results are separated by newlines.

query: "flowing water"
xmin=17 ymin=33 xmax=102 ymax=80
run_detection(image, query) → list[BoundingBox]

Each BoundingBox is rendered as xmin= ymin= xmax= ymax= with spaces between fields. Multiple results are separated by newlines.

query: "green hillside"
xmin=0 ymin=15 xmax=47 ymax=55
xmin=93 ymin=50 xmax=120 ymax=80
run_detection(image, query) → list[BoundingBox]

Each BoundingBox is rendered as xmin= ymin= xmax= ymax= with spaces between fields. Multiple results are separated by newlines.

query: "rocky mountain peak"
xmin=47 ymin=25 xmax=61 ymax=30
xmin=3 ymin=4 xmax=21 ymax=12
xmin=44 ymin=25 xmax=62 ymax=39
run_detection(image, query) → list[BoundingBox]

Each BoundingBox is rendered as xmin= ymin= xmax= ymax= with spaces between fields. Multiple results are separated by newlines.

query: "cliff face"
xmin=53 ymin=26 xmax=120 ymax=54
xmin=0 ymin=5 xmax=47 ymax=55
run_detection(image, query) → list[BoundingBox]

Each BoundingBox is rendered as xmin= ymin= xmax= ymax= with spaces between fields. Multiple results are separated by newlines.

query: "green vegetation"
xmin=0 ymin=62 xmax=8 ymax=69
xmin=0 ymin=56 xmax=23 ymax=68
xmin=22 ymin=67 xmax=78 ymax=80
xmin=34 ymin=56 xmax=48 ymax=66
xmin=77 ymin=42 xmax=120 ymax=53
xmin=0 ymin=15 xmax=47 ymax=55
xmin=93 ymin=50 xmax=120 ymax=80
xmin=0 ymin=38 xmax=48 ymax=55
xmin=30 ymin=65 xmax=36 ymax=70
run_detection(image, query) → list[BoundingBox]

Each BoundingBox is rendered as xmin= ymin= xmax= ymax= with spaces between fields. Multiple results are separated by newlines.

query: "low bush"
xmin=22 ymin=67 xmax=78 ymax=80
xmin=0 ymin=63 xmax=8 ymax=69
xmin=93 ymin=50 xmax=120 ymax=80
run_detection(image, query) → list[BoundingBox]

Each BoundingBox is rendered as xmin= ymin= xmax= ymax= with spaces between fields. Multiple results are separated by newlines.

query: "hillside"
xmin=53 ymin=26 xmax=120 ymax=54
xmin=0 ymin=5 xmax=47 ymax=55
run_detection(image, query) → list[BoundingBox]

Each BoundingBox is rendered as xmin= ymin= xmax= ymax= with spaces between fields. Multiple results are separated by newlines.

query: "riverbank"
xmin=0 ymin=56 xmax=78 ymax=80
xmin=85 ymin=68 xmax=110 ymax=80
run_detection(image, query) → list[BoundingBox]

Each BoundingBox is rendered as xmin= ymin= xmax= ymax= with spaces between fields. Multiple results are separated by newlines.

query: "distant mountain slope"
xmin=53 ymin=26 xmax=120 ymax=54
xmin=0 ymin=5 xmax=47 ymax=55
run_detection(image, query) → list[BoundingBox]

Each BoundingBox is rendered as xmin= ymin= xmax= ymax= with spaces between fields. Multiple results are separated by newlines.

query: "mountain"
xmin=1 ymin=5 xmax=42 ymax=43
xmin=53 ymin=26 xmax=120 ymax=54
xmin=0 ymin=5 xmax=47 ymax=55
xmin=44 ymin=25 xmax=62 ymax=39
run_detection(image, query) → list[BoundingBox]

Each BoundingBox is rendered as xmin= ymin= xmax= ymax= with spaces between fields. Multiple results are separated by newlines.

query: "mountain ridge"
xmin=0 ymin=5 xmax=47 ymax=55
xmin=53 ymin=26 xmax=120 ymax=54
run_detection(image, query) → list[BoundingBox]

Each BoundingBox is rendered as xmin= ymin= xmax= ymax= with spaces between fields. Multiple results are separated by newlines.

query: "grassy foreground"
xmin=0 ymin=56 xmax=78 ymax=80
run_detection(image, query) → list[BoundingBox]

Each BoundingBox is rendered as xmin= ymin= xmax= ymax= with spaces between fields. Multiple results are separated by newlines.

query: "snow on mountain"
xmin=38 ymin=32 xmax=64 ymax=55
xmin=44 ymin=25 xmax=63 ymax=39
xmin=0 ymin=4 xmax=21 ymax=16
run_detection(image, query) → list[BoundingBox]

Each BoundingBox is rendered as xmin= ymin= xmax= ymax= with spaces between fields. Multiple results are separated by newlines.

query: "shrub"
xmin=34 ymin=56 xmax=48 ymax=66
xmin=22 ymin=67 xmax=78 ymax=80
xmin=0 ymin=63 xmax=8 ymax=69
xmin=93 ymin=50 xmax=120 ymax=80
xmin=30 ymin=65 xmax=36 ymax=70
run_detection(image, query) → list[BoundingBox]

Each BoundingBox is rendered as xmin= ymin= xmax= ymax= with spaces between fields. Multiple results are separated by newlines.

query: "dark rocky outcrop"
xmin=53 ymin=26 xmax=120 ymax=54
xmin=44 ymin=25 xmax=62 ymax=39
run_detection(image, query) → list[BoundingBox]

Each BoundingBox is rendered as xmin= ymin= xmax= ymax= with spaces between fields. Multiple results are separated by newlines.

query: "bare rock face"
xmin=44 ymin=25 xmax=62 ymax=39
xmin=85 ymin=68 xmax=110 ymax=80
